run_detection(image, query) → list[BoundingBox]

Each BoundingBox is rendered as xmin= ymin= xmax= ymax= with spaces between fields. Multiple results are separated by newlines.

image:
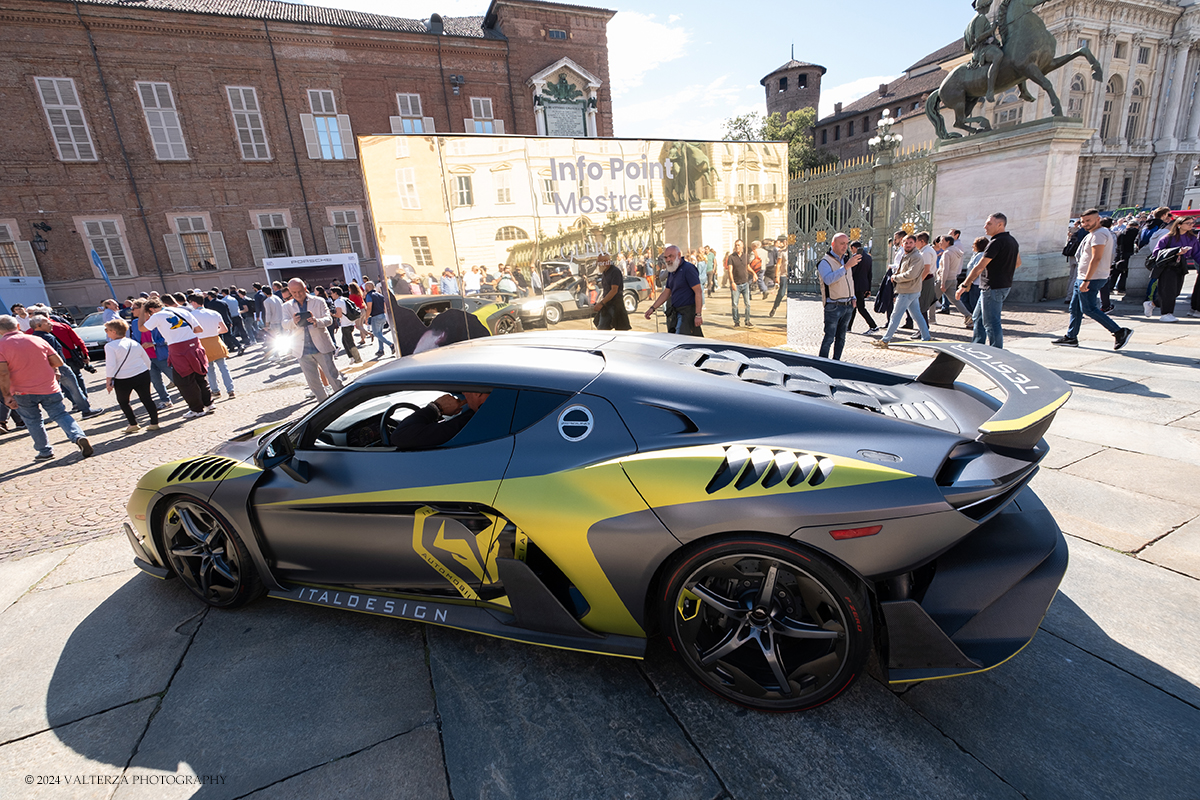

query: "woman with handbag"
xmin=1148 ymin=216 xmax=1198 ymax=322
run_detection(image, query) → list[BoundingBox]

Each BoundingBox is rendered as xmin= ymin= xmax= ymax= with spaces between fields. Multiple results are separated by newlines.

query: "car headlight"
xmin=523 ymin=300 xmax=545 ymax=312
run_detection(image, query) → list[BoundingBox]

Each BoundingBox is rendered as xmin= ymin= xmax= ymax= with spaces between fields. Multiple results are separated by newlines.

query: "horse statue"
xmin=925 ymin=0 xmax=1103 ymax=139
xmin=663 ymin=141 xmax=714 ymax=206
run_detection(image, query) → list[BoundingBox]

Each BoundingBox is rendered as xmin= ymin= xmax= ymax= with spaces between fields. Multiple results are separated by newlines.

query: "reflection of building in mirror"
xmin=359 ymin=135 xmax=789 ymax=297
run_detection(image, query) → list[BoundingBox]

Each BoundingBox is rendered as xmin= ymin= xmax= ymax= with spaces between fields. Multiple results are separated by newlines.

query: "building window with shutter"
xmin=34 ymin=77 xmax=97 ymax=161
xmin=226 ymin=86 xmax=270 ymax=160
xmin=258 ymin=213 xmax=291 ymax=257
xmin=175 ymin=217 xmax=217 ymax=271
xmin=303 ymin=90 xmax=355 ymax=160
xmin=455 ymin=175 xmax=474 ymax=207
xmin=396 ymin=94 xmax=425 ymax=133
xmin=410 ymin=236 xmax=433 ymax=267
xmin=1138 ymin=46 xmax=1151 ymax=65
xmin=495 ymin=171 xmax=512 ymax=204
xmin=397 ymin=168 xmax=421 ymax=209
xmin=328 ymin=209 xmax=366 ymax=259
xmin=0 ymin=226 xmax=24 ymax=277
xmin=135 ymin=81 xmax=188 ymax=160
xmin=470 ymin=98 xmax=495 ymax=133
xmin=541 ymin=177 xmax=555 ymax=204
xmin=83 ymin=220 xmax=134 ymax=277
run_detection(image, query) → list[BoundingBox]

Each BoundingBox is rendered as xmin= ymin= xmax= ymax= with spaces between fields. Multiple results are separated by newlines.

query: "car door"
xmin=250 ymin=385 xmax=517 ymax=598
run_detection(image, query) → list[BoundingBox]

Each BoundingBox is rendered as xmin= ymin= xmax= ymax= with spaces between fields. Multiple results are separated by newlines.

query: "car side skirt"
xmin=268 ymin=583 xmax=646 ymax=659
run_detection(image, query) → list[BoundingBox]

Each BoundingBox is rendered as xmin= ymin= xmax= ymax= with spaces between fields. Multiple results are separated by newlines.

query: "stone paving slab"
xmin=1050 ymin=407 xmax=1200 ymax=467
xmin=121 ymin=601 xmax=435 ymax=800
xmin=427 ymin=626 xmax=721 ymax=800
xmin=1062 ymin=449 xmax=1200 ymax=510
xmin=1038 ymin=434 xmax=1103 ymax=470
xmin=1029 ymin=469 xmax=1197 ymax=552
xmin=35 ymin=535 xmax=138 ymax=592
xmin=1140 ymin=516 xmax=1200 ymax=580
xmin=1046 ymin=537 xmax=1200 ymax=703
xmin=0 ymin=548 xmax=73 ymax=614
xmin=1051 ymin=384 xmax=1199 ymax=426
xmin=900 ymin=631 xmax=1200 ymax=800
xmin=0 ymin=700 xmax=156 ymax=800
xmin=1 ymin=572 xmax=199 ymax=742
xmin=1174 ymin=410 xmax=1200 ymax=432
xmin=242 ymin=724 xmax=449 ymax=800
xmin=640 ymin=642 xmax=1021 ymax=800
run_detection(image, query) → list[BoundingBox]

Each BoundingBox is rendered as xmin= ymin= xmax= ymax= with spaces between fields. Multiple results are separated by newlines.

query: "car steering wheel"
xmin=379 ymin=402 xmax=423 ymax=446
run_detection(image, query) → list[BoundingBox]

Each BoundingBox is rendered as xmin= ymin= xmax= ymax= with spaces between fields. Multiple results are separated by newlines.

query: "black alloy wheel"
xmin=660 ymin=537 xmax=872 ymax=711
xmin=494 ymin=315 xmax=517 ymax=335
xmin=160 ymin=498 xmax=263 ymax=608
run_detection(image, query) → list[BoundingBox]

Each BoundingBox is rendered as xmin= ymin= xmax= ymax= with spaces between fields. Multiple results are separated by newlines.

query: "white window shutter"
xmin=287 ymin=227 xmax=306 ymax=256
xmin=163 ymin=233 xmax=188 ymax=272
xmin=389 ymin=116 xmax=404 ymax=134
xmin=323 ymin=226 xmax=340 ymax=253
xmin=210 ymin=231 xmax=231 ymax=270
xmin=247 ymin=229 xmax=267 ymax=267
xmin=464 ymin=118 xmax=474 ymax=133
xmin=300 ymin=114 xmax=321 ymax=159
xmin=494 ymin=119 xmax=505 ymax=135
xmin=347 ymin=225 xmax=365 ymax=258
xmin=337 ymin=114 xmax=355 ymax=159
xmin=16 ymin=240 xmax=41 ymax=278
xmin=422 ymin=116 xmax=435 ymax=133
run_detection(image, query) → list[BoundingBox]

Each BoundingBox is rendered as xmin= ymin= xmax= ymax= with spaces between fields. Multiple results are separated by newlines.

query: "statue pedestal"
xmin=931 ymin=117 xmax=1094 ymax=303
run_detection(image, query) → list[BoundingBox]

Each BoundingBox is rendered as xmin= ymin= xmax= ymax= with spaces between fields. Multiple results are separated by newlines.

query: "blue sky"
xmin=304 ymin=0 xmax=971 ymax=138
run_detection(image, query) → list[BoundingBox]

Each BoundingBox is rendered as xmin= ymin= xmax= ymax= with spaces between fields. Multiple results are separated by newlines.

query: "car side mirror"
xmin=255 ymin=428 xmax=309 ymax=483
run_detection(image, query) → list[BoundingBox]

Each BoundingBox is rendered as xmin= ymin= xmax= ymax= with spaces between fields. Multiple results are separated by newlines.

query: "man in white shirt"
xmin=142 ymin=299 xmax=212 ymax=417
xmin=188 ymin=294 xmax=236 ymax=399
xmin=918 ymin=232 xmax=938 ymax=326
xmin=283 ymin=278 xmax=344 ymax=401
xmin=1053 ymin=208 xmax=1133 ymax=351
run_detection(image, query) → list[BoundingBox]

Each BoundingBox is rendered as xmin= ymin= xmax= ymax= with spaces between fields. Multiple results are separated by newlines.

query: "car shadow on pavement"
xmin=1051 ymin=369 xmax=1148 ymax=393
xmin=38 ymin=577 xmax=1198 ymax=798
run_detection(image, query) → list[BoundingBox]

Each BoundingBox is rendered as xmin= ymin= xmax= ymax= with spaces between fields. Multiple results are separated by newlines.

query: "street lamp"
xmin=32 ymin=233 xmax=48 ymax=254
xmin=868 ymin=110 xmax=903 ymax=154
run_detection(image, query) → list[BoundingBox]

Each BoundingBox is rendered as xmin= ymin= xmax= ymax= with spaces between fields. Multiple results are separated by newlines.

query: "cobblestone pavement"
xmin=0 ymin=289 xmax=1170 ymax=562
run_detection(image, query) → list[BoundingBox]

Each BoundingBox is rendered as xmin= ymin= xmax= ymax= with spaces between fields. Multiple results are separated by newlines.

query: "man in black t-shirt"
xmin=594 ymin=253 xmax=631 ymax=331
xmin=956 ymin=212 xmax=1020 ymax=348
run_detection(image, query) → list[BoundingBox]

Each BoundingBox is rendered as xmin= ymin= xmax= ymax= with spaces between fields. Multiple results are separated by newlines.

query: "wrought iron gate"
xmin=787 ymin=147 xmax=936 ymax=292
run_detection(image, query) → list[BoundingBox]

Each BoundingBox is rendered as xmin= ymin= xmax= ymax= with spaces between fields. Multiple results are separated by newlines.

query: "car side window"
xmin=305 ymin=388 xmax=445 ymax=450
xmin=511 ymin=390 xmax=570 ymax=434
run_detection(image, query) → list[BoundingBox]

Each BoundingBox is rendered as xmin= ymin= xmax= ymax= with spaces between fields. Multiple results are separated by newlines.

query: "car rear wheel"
xmin=494 ymin=315 xmax=517 ymax=335
xmin=659 ymin=536 xmax=871 ymax=711
xmin=160 ymin=497 xmax=264 ymax=609
xmin=623 ymin=292 xmax=638 ymax=313
xmin=544 ymin=303 xmax=563 ymax=325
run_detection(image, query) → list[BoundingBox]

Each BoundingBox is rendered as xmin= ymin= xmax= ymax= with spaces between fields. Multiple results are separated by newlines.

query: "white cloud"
xmin=613 ymin=74 xmax=757 ymax=139
xmin=668 ymin=14 xmax=681 ymax=22
xmin=606 ymin=11 xmax=691 ymax=99
xmin=818 ymin=75 xmax=897 ymax=119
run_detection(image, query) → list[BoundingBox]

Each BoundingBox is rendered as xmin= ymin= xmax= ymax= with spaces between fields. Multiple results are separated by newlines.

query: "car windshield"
xmin=545 ymin=276 xmax=581 ymax=292
xmin=77 ymin=312 xmax=106 ymax=327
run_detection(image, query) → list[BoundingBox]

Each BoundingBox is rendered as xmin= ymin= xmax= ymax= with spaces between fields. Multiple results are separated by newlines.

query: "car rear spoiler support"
xmin=908 ymin=342 xmax=1072 ymax=450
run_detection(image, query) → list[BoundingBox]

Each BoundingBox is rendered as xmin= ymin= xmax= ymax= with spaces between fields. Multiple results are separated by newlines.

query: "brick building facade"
xmin=0 ymin=0 xmax=614 ymax=310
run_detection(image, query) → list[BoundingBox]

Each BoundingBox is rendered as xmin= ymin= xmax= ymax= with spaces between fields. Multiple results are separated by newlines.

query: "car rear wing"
xmin=908 ymin=342 xmax=1071 ymax=450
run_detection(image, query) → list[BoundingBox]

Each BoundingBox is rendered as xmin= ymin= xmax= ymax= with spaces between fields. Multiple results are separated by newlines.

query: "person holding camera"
xmin=283 ymin=277 xmax=344 ymax=402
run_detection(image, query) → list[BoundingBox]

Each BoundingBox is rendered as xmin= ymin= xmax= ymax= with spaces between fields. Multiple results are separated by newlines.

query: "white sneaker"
xmin=1160 ymin=314 xmax=1178 ymax=322
xmin=1143 ymin=300 xmax=1154 ymax=317
xmin=204 ymin=404 xmax=216 ymax=414
xmin=182 ymin=410 xmax=204 ymax=420
xmin=123 ymin=424 xmax=140 ymax=433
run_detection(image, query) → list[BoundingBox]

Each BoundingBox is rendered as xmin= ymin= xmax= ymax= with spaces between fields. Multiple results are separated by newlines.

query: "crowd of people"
xmin=0 ymin=276 xmax=398 ymax=463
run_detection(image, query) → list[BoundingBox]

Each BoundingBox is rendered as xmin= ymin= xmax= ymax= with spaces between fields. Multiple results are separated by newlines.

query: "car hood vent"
xmin=705 ymin=445 xmax=834 ymax=494
xmin=165 ymin=456 xmax=241 ymax=484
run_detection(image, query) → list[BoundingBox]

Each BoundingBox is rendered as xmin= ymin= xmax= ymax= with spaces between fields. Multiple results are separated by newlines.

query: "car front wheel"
xmin=623 ymin=292 xmax=638 ymax=313
xmin=160 ymin=497 xmax=264 ymax=609
xmin=659 ymin=536 xmax=872 ymax=711
xmin=544 ymin=303 xmax=563 ymax=325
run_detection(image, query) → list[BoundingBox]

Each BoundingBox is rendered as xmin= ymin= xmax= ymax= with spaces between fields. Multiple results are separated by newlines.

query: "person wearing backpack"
xmin=330 ymin=286 xmax=362 ymax=363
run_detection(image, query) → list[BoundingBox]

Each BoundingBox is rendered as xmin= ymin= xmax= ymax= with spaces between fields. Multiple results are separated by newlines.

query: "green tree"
xmin=721 ymin=112 xmax=765 ymax=141
xmin=721 ymin=108 xmax=834 ymax=173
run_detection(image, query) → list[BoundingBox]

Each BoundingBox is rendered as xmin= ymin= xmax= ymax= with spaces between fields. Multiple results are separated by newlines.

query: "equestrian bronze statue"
xmin=926 ymin=0 xmax=1103 ymax=139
